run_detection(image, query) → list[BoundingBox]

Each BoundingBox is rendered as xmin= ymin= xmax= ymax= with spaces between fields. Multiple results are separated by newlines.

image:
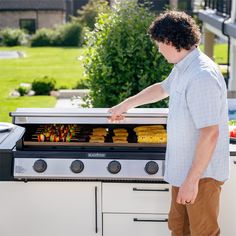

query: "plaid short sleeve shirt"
xmin=161 ymin=47 xmax=229 ymax=187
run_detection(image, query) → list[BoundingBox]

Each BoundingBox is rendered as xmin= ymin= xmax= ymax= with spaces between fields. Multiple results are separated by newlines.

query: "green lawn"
xmin=213 ymin=43 xmax=228 ymax=64
xmin=0 ymin=46 xmax=86 ymax=122
xmin=200 ymin=43 xmax=228 ymax=64
xmin=1 ymin=96 xmax=56 ymax=122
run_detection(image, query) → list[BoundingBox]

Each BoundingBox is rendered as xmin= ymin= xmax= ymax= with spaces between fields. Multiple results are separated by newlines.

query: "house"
xmin=0 ymin=0 xmax=67 ymax=33
xmin=198 ymin=0 xmax=236 ymax=91
xmin=0 ymin=0 xmax=89 ymax=33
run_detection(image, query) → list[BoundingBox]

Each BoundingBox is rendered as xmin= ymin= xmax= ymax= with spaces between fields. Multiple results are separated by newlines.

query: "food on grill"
xmin=111 ymin=128 xmax=129 ymax=143
xmin=49 ymin=134 xmax=60 ymax=142
xmin=112 ymin=136 xmax=127 ymax=143
xmin=113 ymin=133 xmax=128 ymax=138
xmin=137 ymin=135 xmax=167 ymax=144
xmin=93 ymin=127 xmax=108 ymax=132
xmin=134 ymin=125 xmax=167 ymax=144
xmin=89 ymin=127 xmax=108 ymax=143
xmin=89 ymin=137 xmax=105 ymax=143
xmin=33 ymin=124 xmax=167 ymax=145
xmin=37 ymin=134 xmax=45 ymax=142
xmin=91 ymin=128 xmax=108 ymax=136
xmin=36 ymin=124 xmax=79 ymax=142
xmin=134 ymin=125 xmax=165 ymax=132
xmin=113 ymin=128 xmax=128 ymax=134
xmin=89 ymin=135 xmax=105 ymax=139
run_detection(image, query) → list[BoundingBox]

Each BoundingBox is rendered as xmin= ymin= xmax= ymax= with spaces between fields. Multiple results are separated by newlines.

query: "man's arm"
xmin=176 ymin=124 xmax=219 ymax=205
xmin=109 ymin=83 xmax=168 ymax=121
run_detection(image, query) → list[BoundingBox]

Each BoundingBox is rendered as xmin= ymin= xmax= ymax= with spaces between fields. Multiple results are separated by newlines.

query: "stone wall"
xmin=38 ymin=11 xmax=65 ymax=28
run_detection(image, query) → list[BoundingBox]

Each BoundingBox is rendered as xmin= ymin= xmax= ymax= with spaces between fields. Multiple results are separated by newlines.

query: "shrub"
xmin=17 ymin=86 xmax=28 ymax=96
xmin=31 ymin=28 xmax=54 ymax=47
xmin=75 ymin=0 xmax=109 ymax=30
xmin=31 ymin=23 xmax=83 ymax=47
xmin=56 ymin=22 xmax=83 ymax=47
xmin=73 ymin=79 xmax=89 ymax=89
xmin=0 ymin=28 xmax=27 ymax=46
xmin=58 ymin=85 xmax=69 ymax=90
xmin=32 ymin=76 xmax=56 ymax=95
xmin=84 ymin=1 xmax=172 ymax=108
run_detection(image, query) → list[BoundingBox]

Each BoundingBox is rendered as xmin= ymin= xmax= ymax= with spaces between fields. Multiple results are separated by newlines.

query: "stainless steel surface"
xmin=12 ymin=108 xmax=167 ymax=182
xmin=0 ymin=130 xmax=12 ymax=144
xmin=14 ymin=158 xmax=164 ymax=180
xmin=11 ymin=108 xmax=168 ymax=124
xmin=0 ymin=125 xmax=24 ymax=150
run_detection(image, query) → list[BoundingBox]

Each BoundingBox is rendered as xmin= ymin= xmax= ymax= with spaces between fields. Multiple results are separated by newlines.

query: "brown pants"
xmin=168 ymin=178 xmax=224 ymax=236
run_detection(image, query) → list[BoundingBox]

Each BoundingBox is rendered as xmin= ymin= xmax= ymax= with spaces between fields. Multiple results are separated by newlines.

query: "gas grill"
xmin=10 ymin=108 xmax=168 ymax=182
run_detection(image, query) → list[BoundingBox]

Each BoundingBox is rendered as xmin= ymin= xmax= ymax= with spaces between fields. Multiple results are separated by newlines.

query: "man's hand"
xmin=176 ymin=125 xmax=219 ymax=205
xmin=108 ymin=103 xmax=129 ymax=122
xmin=176 ymin=180 xmax=199 ymax=205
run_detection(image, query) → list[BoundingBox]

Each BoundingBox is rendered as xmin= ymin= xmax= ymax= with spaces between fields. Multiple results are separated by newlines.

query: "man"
xmin=109 ymin=11 xmax=229 ymax=236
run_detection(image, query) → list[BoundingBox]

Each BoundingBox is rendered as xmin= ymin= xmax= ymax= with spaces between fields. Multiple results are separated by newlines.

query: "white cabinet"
xmin=220 ymin=156 xmax=236 ymax=236
xmin=102 ymin=183 xmax=171 ymax=236
xmin=0 ymin=182 xmax=102 ymax=236
xmin=103 ymin=213 xmax=169 ymax=236
xmin=0 ymin=181 xmax=171 ymax=236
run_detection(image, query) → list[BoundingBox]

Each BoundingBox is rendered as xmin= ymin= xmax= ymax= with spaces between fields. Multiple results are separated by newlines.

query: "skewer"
xmin=31 ymin=137 xmax=78 ymax=142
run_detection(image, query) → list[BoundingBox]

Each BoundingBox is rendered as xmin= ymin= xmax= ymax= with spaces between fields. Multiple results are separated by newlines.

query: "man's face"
xmin=155 ymin=41 xmax=180 ymax=64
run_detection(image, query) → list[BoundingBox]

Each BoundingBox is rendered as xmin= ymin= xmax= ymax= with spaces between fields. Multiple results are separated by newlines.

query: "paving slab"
xmin=0 ymin=51 xmax=23 ymax=59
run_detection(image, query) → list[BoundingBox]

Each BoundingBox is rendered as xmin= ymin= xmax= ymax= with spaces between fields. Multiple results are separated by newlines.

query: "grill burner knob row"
xmin=107 ymin=160 xmax=121 ymax=174
xmin=70 ymin=160 xmax=84 ymax=173
xmin=33 ymin=159 xmax=47 ymax=173
xmin=145 ymin=161 xmax=159 ymax=175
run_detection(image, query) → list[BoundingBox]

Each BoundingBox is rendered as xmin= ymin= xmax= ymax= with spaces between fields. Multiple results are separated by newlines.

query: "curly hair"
xmin=148 ymin=11 xmax=201 ymax=51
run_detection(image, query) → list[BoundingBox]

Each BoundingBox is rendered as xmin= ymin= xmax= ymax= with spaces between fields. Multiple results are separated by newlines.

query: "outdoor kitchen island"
xmin=0 ymin=108 xmax=235 ymax=236
xmin=0 ymin=108 xmax=171 ymax=236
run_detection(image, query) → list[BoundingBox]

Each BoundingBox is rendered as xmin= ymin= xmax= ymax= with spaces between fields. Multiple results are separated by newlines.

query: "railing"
xmin=204 ymin=0 xmax=232 ymax=17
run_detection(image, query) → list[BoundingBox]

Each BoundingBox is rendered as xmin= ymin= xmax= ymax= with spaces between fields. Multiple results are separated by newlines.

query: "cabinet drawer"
xmin=103 ymin=213 xmax=170 ymax=236
xmin=102 ymin=183 xmax=170 ymax=213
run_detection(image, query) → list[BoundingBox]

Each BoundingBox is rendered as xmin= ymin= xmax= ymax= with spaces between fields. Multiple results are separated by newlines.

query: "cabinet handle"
xmin=234 ymin=161 xmax=236 ymax=165
xmin=95 ymin=186 xmax=98 ymax=234
xmin=133 ymin=187 xmax=169 ymax=192
xmin=133 ymin=218 xmax=168 ymax=223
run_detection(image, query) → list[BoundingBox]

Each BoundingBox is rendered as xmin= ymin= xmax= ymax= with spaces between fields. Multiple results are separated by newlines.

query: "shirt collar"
xmin=175 ymin=47 xmax=200 ymax=73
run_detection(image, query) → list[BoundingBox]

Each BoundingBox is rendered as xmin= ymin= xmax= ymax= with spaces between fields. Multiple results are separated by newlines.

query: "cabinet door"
xmin=103 ymin=183 xmax=170 ymax=214
xmin=103 ymin=213 xmax=170 ymax=236
xmin=0 ymin=182 xmax=102 ymax=236
xmin=219 ymin=156 xmax=236 ymax=236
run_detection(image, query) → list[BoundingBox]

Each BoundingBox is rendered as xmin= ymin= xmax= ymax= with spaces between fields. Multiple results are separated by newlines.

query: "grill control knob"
xmin=107 ymin=160 xmax=121 ymax=174
xmin=145 ymin=161 xmax=159 ymax=175
xmin=70 ymin=160 xmax=84 ymax=173
xmin=33 ymin=159 xmax=47 ymax=173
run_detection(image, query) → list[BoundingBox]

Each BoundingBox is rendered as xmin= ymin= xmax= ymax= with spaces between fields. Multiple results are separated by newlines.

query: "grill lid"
xmin=10 ymin=108 xmax=168 ymax=124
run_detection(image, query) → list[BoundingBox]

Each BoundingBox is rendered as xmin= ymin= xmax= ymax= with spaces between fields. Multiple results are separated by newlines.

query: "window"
xmin=19 ymin=19 xmax=36 ymax=34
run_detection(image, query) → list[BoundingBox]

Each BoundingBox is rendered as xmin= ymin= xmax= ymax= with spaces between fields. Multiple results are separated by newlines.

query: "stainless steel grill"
xmin=10 ymin=108 xmax=168 ymax=182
